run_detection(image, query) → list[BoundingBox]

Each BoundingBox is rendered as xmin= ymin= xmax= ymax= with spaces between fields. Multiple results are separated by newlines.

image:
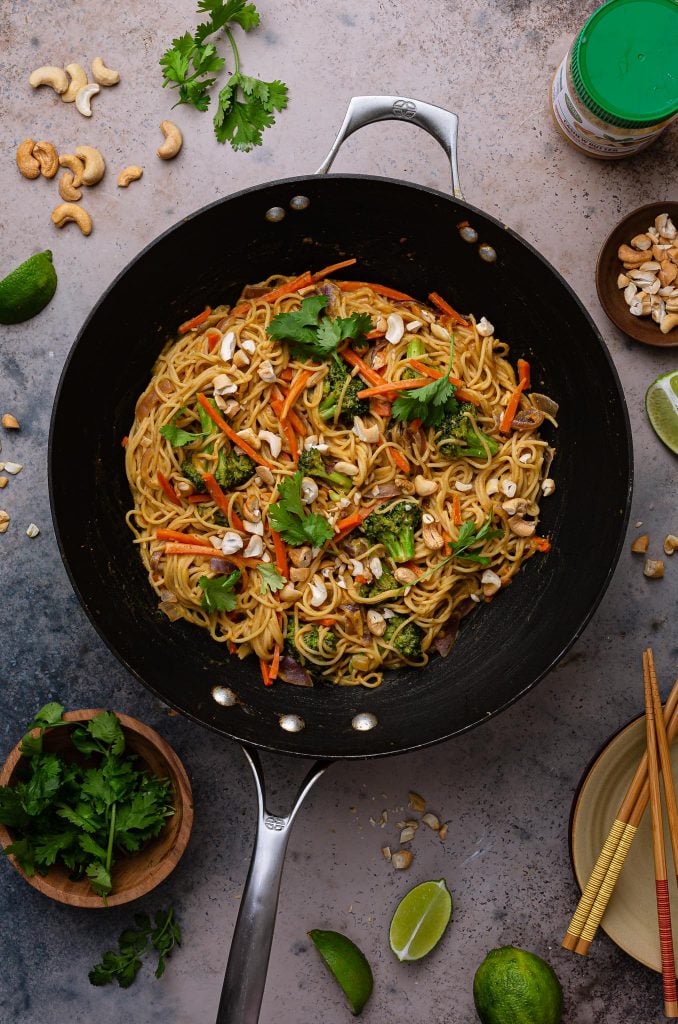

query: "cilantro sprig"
xmin=267 ymin=294 xmax=372 ymax=361
xmin=89 ymin=907 xmax=181 ymax=988
xmin=199 ymin=569 xmax=241 ymax=611
xmin=268 ymin=471 xmax=334 ymax=547
xmin=257 ymin=562 xmax=286 ymax=594
xmin=449 ymin=516 xmax=504 ymax=565
xmin=392 ymin=333 xmax=457 ymax=428
xmin=160 ymin=0 xmax=288 ymax=151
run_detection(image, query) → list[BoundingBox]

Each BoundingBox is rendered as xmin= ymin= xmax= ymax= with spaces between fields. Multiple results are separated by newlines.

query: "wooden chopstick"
xmin=563 ymin=675 xmax=678 ymax=953
xmin=648 ymin=651 xmax=678 ymax=878
xmin=644 ymin=649 xmax=678 ymax=1018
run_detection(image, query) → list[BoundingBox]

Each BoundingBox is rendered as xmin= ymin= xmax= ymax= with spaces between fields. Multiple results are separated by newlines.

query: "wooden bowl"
xmin=596 ymin=202 xmax=678 ymax=348
xmin=0 ymin=709 xmax=193 ymax=908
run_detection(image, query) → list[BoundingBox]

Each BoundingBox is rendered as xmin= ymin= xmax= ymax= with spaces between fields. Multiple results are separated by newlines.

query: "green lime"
xmin=308 ymin=929 xmax=373 ymax=1016
xmin=646 ymin=370 xmax=678 ymax=455
xmin=473 ymin=946 xmax=564 ymax=1024
xmin=0 ymin=250 xmax=57 ymax=324
xmin=389 ymin=878 xmax=452 ymax=962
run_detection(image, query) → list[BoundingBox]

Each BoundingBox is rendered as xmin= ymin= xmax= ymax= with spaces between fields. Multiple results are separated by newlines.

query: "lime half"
xmin=0 ymin=250 xmax=57 ymax=324
xmin=646 ymin=371 xmax=678 ymax=455
xmin=308 ymin=929 xmax=373 ymax=1015
xmin=389 ymin=878 xmax=452 ymax=962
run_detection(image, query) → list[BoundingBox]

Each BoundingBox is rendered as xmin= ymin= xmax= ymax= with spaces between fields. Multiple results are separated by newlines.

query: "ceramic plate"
xmin=570 ymin=714 xmax=678 ymax=973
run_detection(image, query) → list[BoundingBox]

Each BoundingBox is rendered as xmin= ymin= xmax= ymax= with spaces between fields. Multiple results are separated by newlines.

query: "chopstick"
xmin=563 ymin=674 xmax=678 ymax=953
xmin=644 ymin=648 xmax=678 ymax=1018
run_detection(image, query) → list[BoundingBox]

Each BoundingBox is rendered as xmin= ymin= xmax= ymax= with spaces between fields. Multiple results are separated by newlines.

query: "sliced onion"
xmin=241 ymin=283 xmax=270 ymax=299
xmin=531 ymin=393 xmax=559 ymax=418
xmin=372 ymin=483 xmax=402 ymax=500
xmin=150 ymin=549 xmax=163 ymax=570
xmin=511 ymin=407 xmax=545 ymax=430
xmin=158 ymin=588 xmax=177 ymax=603
xmin=136 ymin=389 xmax=160 ymax=419
xmin=542 ymin=445 xmax=556 ymax=477
xmin=318 ymin=281 xmax=341 ymax=318
xmin=159 ymin=601 xmax=183 ymax=621
xmin=278 ymin=655 xmax=313 ymax=687
xmin=210 ymin=557 xmax=236 ymax=573
xmin=432 ymin=616 xmax=460 ymax=658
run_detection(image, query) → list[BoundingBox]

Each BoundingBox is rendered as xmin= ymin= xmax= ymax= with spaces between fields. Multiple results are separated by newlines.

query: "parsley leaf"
xmin=257 ymin=562 xmax=286 ymax=594
xmin=90 ymin=907 xmax=181 ymax=987
xmin=214 ymin=72 xmax=287 ymax=152
xmin=160 ymin=423 xmax=205 ymax=448
xmin=268 ymin=472 xmax=334 ymax=547
xmin=392 ymin=334 xmax=457 ymax=428
xmin=449 ymin=516 xmax=503 ymax=565
xmin=160 ymin=34 xmax=224 ymax=111
xmin=267 ymin=295 xmax=372 ymax=360
xmin=199 ymin=569 xmax=241 ymax=612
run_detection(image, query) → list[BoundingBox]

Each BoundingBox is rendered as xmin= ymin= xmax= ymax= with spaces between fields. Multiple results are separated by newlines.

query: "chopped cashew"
xmin=631 ymin=533 xmax=649 ymax=554
xmin=157 ymin=120 xmax=183 ymax=160
xmin=300 ymin=477 xmax=319 ymax=504
xmin=29 ymin=65 xmax=69 ymax=94
xmin=74 ymin=146 xmax=105 ymax=185
xmin=75 ymin=83 xmax=100 ymax=117
xmin=660 ymin=313 xmax=678 ymax=334
xmin=58 ymin=171 xmax=82 ymax=202
xmin=366 ymin=609 xmax=386 ymax=636
xmin=59 ymin=153 xmax=85 ymax=187
xmin=91 ymin=57 xmax=120 ymax=86
xmin=117 ymin=165 xmax=143 ymax=187
xmin=385 ymin=313 xmax=404 ymax=345
xmin=663 ymin=535 xmax=678 ymax=556
xmin=414 ymin=475 xmax=438 ymax=496
xmin=644 ymin=558 xmax=665 ymax=579
xmin=1 ymin=414 xmax=20 ymax=430
xmin=51 ymin=202 xmax=92 ymax=236
xmin=62 ymin=63 xmax=88 ymax=103
xmin=309 ymin=576 xmax=328 ymax=607
xmin=32 ymin=141 xmax=59 ymax=179
xmin=476 ymin=316 xmax=494 ymax=337
xmin=16 ymin=139 xmax=40 ymax=179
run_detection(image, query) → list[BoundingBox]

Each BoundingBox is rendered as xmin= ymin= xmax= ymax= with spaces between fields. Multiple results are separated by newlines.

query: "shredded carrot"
xmin=157 ymin=472 xmax=182 ymax=507
xmin=390 ymin=449 xmax=411 ymax=475
xmin=312 ymin=257 xmax=357 ymax=281
xmin=318 ymin=617 xmax=336 ymax=627
xmin=337 ymin=281 xmax=413 ymax=301
xmin=179 ymin=307 xmax=212 ymax=334
xmin=202 ymin=472 xmax=234 ymax=519
xmin=228 ymin=640 xmax=237 ymax=654
xmin=370 ymin=399 xmax=392 ymax=418
xmin=121 ymin=435 xmax=129 ymax=449
xmin=452 ymin=493 xmax=462 ymax=526
xmin=157 ymin=529 xmax=212 ymax=546
xmin=164 ymin=543 xmax=219 ymax=557
xmin=260 ymin=658 xmax=272 ymax=686
xmin=269 ymin=644 xmax=281 ymax=682
xmin=271 ymin=529 xmax=289 ymax=578
xmin=428 ymin=291 xmax=468 ymax=326
xmin=357 ymin=377 xmax=431 ymax=399
xmin=367 ymin=328 xmax=386 ymax=340
xmin=188 ymin=494 xmax=207 ymax=504
xmin=231 ymin=273 xmax=315 ymax=317
xmin=532 ymin=536 xmax=551 ymax=553
xmin=280 ymin=368 xmax=314 ymax=422
xmin=341 ymin=349 xmax=389 ymax=389
xmin=271 ymin=398 xmax=299 ymax=460
xmin=206 ymin=330 xmax=221 ymax=352
xmin=354 ymin=574 xmax=369 ymax=585
xmin=280 ymin=367 xmax=295 ymax=382
xmin=230 ymin=509 xmax=245 ymax=532
xmin=197 ymin=393 xmax=272 ymax=467
xmin=499 ymin=381 xmax=527 ymax=434
xmin=335 ymin=504 xmax=376 ymax=534
xmin=408 ymin=418 xmax=422 ymax=433
xmin=406 ymin=359 xmax=481 ymax=406
xmin=286 ymin=408 xmax=306 ymax=436
xmin=518 ymin=358 xmax=531 ymax=389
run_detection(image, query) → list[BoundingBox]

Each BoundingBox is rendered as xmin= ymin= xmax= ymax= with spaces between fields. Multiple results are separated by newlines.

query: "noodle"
xmin=125 ymin=275 xmax=556 ymax=688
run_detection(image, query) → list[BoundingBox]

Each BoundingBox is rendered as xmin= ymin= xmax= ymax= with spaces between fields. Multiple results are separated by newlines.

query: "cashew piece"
xmin=117 ymin=165 xmax=143 ymax=187
xmin=58 ymin=153 xmax=85 ymax=187
xmin=74 ymin=145 xmax=105 ymax=185
xmin=16 ymin=139 xmax=40 ymax=179
xmin=91 ymin=57 xmax=120 ymax=86
xmin=660 ymin=313 xmax=678 ymax=334
xmin=157 ymin=120 xmax=183 ymax=160
xmin=29 ymin=65 xmax=69 ymax=94
xmin=33 ymin=141 xmax=59 ymax=179
xmin=51 ymin=203 xmax=92 ymax=236
xmin=58 ymin=171 xmax=82 ymax=202
xmin=75 ymin=83 xmax=100 ymax=118
xmin=62 ymin=63 xmax=88 ymax=103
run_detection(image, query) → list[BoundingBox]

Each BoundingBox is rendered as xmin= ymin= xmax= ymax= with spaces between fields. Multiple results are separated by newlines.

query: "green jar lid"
xmin=571 ymin=0 xmax=678 ymax=128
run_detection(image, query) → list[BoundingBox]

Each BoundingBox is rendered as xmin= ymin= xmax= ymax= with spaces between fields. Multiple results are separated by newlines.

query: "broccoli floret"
xmin=436 ymin=403 xmax=499 ymax=460
xmin=361 ymin=500 xmax=423 ymax=563
xmin=286 ymin=619 xmax=337 ymax=664
xmin=297 ymin=447 xmax=353 ymax=491
xmin=215 ymin=448 xmax=256 ymax=489
xmin=359 ymin=566 xmax=399 ymax=600
xmin=380 ymin=614 xmax=424 ymax=659
xmin=318 ymin=358 xmax=369 ymax=425
xmin=181 ymin=460 xmax=207 ymax=492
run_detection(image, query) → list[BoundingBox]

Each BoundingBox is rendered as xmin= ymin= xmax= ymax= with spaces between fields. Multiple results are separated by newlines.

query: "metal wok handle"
xmin=217 ymin=747 xmax=330 ymax=1024
xmin=316 ymin=94 xmax=464 ymax=200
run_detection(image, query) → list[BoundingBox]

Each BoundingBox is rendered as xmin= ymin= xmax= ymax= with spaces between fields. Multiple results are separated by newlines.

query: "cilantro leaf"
xmin=268 ymin=297 xmax=371 ymax=361
xmin=152 ymin=908 xmax=182 ymax=978
xmin=196 ymin=0 xmax=260 ymax=36
xmin=89 ymin=906 xmax=180 ymax=987
xmin=268 ymin=472 xmax=334 ymax=547
xmin=449 ymin=516 xmax=503 ymax=565
xmin=199 ymin=569 xmax=241 ymax=612
xmin=392 ymin=334 xmax=457 ymax=428
xmin=20 ymin=702 xmax=66 ymax=756
xmin=160 ymin=423 xmax=206 ymax=448
xmin=160 ymin=34 xmax=224 ymax=111
xmin=257 ymin=562 xmax=286 ymax=594
xmin=213 ymin=74 xmax=279 ymax=151
xmin=87 ymin=859 xmax=113 ymax=897
xmin=88 ymin=712 xmax=126 ymax=754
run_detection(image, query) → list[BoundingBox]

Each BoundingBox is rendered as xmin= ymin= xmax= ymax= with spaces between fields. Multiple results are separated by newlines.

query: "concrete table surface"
xmin=1 ymin=1 xmax=676 ymax=1021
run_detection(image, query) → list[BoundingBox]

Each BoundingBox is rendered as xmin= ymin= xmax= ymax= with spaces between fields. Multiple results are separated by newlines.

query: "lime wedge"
xmin=308 ymin=929 xmax=373 ymax=1015
xmin=389 ymin=878 xmax=452 ymax=962
xmin=0 ymin=251 xmax=57 ymax=324
xmin=646 ymin=370 xmax=678 ymax=454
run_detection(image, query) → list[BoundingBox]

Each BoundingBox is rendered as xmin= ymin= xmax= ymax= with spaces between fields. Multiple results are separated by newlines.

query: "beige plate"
xmin=570 ymin=714 xmax=678 ymax=973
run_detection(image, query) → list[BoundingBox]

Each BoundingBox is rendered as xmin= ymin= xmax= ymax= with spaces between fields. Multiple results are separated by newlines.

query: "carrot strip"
xmin=408 ymin=418 xmax=422 ymax=433
xmin=271 ymin=529 xmax=289 ymax=578
xmin=202 ymin=472 xmax=234 ymax=519
xmin=231 ymin=273 xmax=315 ymax=317
xmin=312 ymin=258 xmax=357 ymax=281
xmin=452 ymin=493 xmax=462 ymax=526
xmin=318 ymin=617 xmax=336 ymax=627
xmin=337 ymin=281 xmax=413 ymax=301
xmin=280 ymin=367 xmax=295 ymax=382
xmin=428 ymin=292 xmax=468 ymax=326
xmin=269 ymin=644 xmax=281 ymax=682
xmin=357 ymin=377 xmax=431 ymax=399
xmin=518 ymin=358 xmax=531 ymax=389
xmin=367 ymin=328 xmax=386 ymax=340
xmin=157 ymin=529 xmax=212 ymax=546
xmin=228 ymin=640 xmax=237 ymax=654
xmin=341 ymin=349 xmax=389 ymax=389
xmin=532 ymin=536 xmax=551 ymax=553
xmin=286 ymin=408 xmax=306 ymax=436
xmin=260 ymin=658 xmax=272 ymax=686
xmin=121 ymin=435 xmax=129 ymax=449
xmin=390 ymin=449 xmax=411 ymax=475
xmin=270 ymin=398 xmax=300 ymax=460
xmin=157 ymin=471 xmax=182 ymax=507
xmin=164 ymin=544 xmax=219 ymax=557
xmin=499 ymin=381 xmax=527 ymax=434
xmin=206 ymin=330 xmax=221 ymax=352
xmin=197 ymin=393 xmax=272 ymax=467
xmin=335 ymin=504 xmax=377 ymax=534
xmin=179 ymin=307 xmax=212 ymax=334
xmin=188 ymin=494 xmax=207 ymax=504
xmin=230 ymin=509 xmax=245 ymax=532
xmin=406 ymin=359 xmax=481 ymax=406
xmin=280 ymin=369 xmax=314 ymax=422
xmin=370 ymin=399 xmax=392 ymax=418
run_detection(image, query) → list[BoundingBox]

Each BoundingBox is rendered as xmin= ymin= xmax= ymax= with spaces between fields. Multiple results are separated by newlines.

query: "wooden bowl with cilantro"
xmin=0 ymin=705 xmax=193 ymax=907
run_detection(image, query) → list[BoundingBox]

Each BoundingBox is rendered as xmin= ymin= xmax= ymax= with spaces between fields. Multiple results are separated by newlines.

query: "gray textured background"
xmin=1 ymin=0 xmax=677 ymax=1021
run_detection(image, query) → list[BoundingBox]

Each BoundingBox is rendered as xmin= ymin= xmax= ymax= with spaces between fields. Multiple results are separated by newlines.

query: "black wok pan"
xmin=49 ymin=97 xmax=632 ymax=1022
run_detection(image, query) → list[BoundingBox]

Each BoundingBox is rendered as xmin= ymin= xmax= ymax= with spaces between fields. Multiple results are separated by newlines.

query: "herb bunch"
xmin=160 ymin=0 xmax=288 ymax=152
xmin=89 ymin=907 xmax=181 ymax=988
xmin=0 ymin=704 xmax=175 ymax=898
xmin=267 ymin=294 xmax=372 ymax=361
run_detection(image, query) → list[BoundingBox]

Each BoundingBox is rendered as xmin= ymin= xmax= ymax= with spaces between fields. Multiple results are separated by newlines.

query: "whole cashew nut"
xmin=74 ymin=145 xmax=105 ymax=185
xmin=62 ymin=63 xmax=88 ymax=103
xmin=33 ymin=141 xmax=59 ymax=179
xmin=157 ymin=120 xmax=183 ymax=160
xmin=91 ymin=57 xmax=120 ymax=86
xmin=58 ymin=171 xmax=82 ymax=202
xmin=29 ymin=65 xmax=69 ymax=94
xmin=75 ymin=83 xmax=100 ymax=118
xmin=16 ymin=139 xmax=40 ymax=179
xmin=117 ymin=165 xmax=143 ymax=187
xmin=58 ymin=153 xmax=85 ymax=187
xmin=51 ymin=202 xmax=92 ymax=236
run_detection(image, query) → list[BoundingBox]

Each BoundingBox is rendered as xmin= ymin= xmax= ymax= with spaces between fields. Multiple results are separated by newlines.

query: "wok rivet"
xmin=459 ymin=224 xmax=478 ymax=243
xmin=289 ymin=195 xmax=310 ymax=211
xmin=351 ymin=712 xmax=378 ymax=732
xmin=478 ymin=243 xmax=497 ymax=263
xmin=212 ymin=685 xmax=238 ymax=706
xmin=265 ymin=206 xmax=286 ymax=223
xmin=279 ymin=713 xmax=305 ymax=733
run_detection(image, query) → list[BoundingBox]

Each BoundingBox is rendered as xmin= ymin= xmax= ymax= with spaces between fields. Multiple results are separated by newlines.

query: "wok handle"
xmin=316 ymin=94 xmax=464 ymax=200
xmin=216 ymin=746 xmax=330 ymax=1024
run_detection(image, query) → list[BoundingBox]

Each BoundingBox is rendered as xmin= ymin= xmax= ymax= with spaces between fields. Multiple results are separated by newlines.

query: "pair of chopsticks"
xmin=563 ymin=651 xmax=678 ymax=1015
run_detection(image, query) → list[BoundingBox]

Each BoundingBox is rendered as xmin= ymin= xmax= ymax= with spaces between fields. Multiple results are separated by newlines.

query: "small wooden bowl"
xmin=0 ymin=709 xmax=193 ymax=908
xmin=596 ymin=202 xmax=678 ymax=348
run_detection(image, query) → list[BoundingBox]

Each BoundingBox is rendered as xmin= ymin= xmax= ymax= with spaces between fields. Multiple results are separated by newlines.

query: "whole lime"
xmin=473 ymin=945 xmax=563 ymax=1024
xmin=0 ymin=250 xmax=57 ymax=324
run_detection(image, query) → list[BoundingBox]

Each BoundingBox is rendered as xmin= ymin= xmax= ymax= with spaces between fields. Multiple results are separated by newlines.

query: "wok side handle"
xmin=216 ymin=747 xmax=330 ymax=1024
xmin=316 ymin=94 xmax=463 ymax=200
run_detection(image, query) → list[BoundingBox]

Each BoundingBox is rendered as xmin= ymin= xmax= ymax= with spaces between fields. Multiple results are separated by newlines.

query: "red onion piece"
xmin=278 ymin=655 xmax=313 ymax=687
xmin=210 ymin=557 xmax=235 ymax=573
xmin=531 ymin=393 xmax=559 ymax=418
xmin=432 ymin=616 xmax=461 ymax=658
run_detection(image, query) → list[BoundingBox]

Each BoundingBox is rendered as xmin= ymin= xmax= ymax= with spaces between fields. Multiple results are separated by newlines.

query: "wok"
xmin=49 ymin=97 xmax=632 ymax=1022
